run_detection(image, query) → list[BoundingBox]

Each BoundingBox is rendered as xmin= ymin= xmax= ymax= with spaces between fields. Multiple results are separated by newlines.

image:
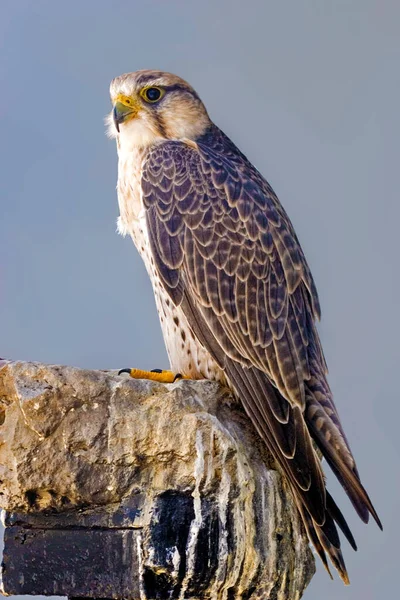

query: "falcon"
xmin=107 ymin=70 xmax=381 ymax=583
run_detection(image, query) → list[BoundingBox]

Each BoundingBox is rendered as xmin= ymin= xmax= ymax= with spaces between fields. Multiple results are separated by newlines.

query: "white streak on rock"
xmin=211 ymin=441 xmax=231 ymax=600
xmin=179 ymin=428 xmax=205 ymax=600
xmin=136 ymin=532 xmax=146 ymax=600
xmin=230 ymin=451 xmax=259 ymax=597
xmin=171 ymin=545 xmax=181 ymax=580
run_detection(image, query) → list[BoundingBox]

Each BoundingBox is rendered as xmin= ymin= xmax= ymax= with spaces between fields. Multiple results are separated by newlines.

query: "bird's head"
xmin=107 ymin=70 xmax=211 ymax=149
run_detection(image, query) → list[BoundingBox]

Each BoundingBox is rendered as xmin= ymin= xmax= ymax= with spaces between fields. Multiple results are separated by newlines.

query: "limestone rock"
xmin=0 ymin=361 xmax=315 ymax=598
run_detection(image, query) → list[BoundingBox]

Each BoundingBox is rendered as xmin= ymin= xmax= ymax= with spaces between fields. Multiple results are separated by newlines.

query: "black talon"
xmin=150 ymin=369 xmax=163 ymax=373
xmin=118 ymin=368 xmax=132 ymax=375
xmin=173 ymin=373 xmax=183 ymax=382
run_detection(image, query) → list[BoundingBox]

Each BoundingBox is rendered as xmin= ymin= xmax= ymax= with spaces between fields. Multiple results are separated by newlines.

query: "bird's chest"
xmin=117 ymin=149 xmax=146 ymax=240
xmin=116 ymin=148 xmax=225 ymax=385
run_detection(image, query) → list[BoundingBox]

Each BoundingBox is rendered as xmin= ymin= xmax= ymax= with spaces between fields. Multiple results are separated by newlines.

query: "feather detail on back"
xmin=133 ymin=124 xmax=382 ymax=582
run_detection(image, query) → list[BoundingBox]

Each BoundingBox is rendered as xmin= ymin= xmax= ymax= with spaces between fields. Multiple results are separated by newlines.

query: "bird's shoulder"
xmin=141 ymin=126 xmax=321 ymax=322
xmin=143 ymin=125 xmax=281 ymax=212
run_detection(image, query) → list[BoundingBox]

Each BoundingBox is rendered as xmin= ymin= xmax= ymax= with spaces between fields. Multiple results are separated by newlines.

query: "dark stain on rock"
xmin=187 ymin=498 xmax=220 ymax=596
xmin=145 ymin=491 xmax=221 ymax=598
xmin=145 ymin=490 xmax=194 ymax=597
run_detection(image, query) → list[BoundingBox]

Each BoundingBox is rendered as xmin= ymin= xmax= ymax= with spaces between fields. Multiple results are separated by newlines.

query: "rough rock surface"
xmin=0 ymin=361 xmax=315 ymax=599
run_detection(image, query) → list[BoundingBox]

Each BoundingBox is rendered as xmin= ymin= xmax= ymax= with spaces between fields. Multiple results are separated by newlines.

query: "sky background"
xmin=1 ymin=1 xmax=399 ymax=598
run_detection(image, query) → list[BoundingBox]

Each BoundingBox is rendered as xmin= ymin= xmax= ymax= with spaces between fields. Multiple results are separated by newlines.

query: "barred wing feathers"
xmin=141 ymin=129 xmax=381 ymax=582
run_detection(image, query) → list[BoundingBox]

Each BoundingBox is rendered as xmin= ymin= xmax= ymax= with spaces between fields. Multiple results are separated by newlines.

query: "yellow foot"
xmin=118 ymin=368 xmax=189 ymax=384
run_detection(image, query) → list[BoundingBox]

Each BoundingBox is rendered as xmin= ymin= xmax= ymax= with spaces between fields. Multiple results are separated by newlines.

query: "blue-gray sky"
xmin=1 ymin=1 xmax=399 ymax=598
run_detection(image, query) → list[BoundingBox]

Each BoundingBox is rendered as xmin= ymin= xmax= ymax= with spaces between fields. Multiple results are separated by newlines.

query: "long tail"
xmin=225 ymin=359 xmax=381 ymax=584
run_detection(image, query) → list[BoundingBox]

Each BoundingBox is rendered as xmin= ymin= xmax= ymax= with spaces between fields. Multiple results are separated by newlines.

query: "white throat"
xmin=117 ymin=118 xmax=164 ymax=154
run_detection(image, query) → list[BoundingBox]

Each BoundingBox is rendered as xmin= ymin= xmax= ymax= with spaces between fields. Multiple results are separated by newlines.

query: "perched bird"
xmin=107 ymin=70 xmax=381 ymax=583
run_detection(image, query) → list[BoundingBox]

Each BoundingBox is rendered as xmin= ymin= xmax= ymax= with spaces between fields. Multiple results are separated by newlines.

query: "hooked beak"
xmin=112 ymin=95 xmax=138 ymax=132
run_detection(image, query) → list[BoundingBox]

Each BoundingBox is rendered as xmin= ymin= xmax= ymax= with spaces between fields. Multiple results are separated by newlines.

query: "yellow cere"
xmin=114 ymin=93 xmax=137 ymax=108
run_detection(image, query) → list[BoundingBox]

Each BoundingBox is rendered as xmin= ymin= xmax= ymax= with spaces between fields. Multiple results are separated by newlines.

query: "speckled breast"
xmin=117 ymin=147 xmax=226 ymax=385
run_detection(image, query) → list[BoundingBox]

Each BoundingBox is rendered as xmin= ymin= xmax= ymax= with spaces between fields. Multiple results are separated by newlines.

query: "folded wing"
xmin=141 ymin=132 xmax=381 ymax=582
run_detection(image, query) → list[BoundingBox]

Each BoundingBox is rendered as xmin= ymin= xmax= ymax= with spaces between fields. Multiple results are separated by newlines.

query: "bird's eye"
xmin=141 ymin=87 xmax=165 ymax=103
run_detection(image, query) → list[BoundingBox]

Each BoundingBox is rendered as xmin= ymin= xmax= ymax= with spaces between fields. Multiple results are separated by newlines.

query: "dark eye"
xmin=141 ymin=87 xmax=164 ymax=103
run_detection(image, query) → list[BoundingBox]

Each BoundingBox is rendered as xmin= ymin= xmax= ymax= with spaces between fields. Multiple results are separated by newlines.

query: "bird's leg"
xmin=118 ymin=368 xmax=189 ymax=384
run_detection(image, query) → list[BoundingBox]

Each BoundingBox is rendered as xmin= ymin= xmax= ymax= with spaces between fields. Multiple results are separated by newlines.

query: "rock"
xmin=0 ymin=361 xmax=315 ymax=599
